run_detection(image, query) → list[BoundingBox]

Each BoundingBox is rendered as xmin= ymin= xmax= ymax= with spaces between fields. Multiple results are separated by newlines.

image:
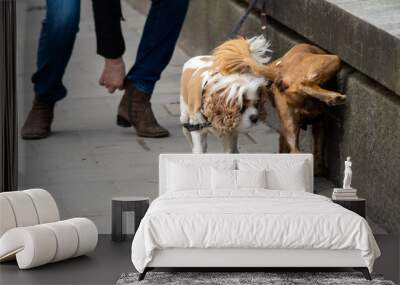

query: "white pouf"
xmin=0 ymin=189 xmax=98 ymax=269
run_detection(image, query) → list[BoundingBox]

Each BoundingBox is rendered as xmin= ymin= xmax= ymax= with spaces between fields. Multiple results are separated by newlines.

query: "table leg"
xmin=112 ymin=201 xmax=124 ymax=242
xmin=134 ymin=201 xmax=149 ymax=233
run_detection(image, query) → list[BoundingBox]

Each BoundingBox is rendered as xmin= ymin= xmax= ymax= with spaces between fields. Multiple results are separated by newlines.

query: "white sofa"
xmin=0 ymin=189 xmax=98 ymax=269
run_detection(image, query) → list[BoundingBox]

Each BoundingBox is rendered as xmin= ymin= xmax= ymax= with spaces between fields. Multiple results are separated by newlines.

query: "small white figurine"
xmin=342 ymin=156 xmax=352 ymax=189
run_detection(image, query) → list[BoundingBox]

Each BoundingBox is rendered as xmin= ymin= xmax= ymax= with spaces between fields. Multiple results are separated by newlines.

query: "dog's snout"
xmin=250 ymin=114 xmax=258 ymax=123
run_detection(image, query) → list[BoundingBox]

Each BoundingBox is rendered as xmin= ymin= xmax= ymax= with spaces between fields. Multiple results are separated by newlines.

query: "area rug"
xmin=116 ymin=272 xmax=395 ymax=285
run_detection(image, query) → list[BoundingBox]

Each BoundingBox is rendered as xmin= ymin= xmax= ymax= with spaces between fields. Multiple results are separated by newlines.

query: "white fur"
xmin=183 ymin=56 xmax=212 ymax=71
xmin=191 ymin=130 xmax=208 ymax=154
xmin=182 ymin=55 xmax=267 ymax=108
xmin=179 ymin=96 xmax=190 ymax=124
xmin=180 ymin=97 xmax=206 ymax=126
xmin=181 ymin=56 xmax=212 ymax=125
xmin=208 ymin=73 xmax=265 ymax=107
xmin=247 ymin=35 xmax=273 ymax=64
xmin=239 ymin=106 xmax=258 ymax=130
xmin=201 ymin=69 xmax=212 ymax=89
xmin=189 ymin=111 xmax=207 ymax=125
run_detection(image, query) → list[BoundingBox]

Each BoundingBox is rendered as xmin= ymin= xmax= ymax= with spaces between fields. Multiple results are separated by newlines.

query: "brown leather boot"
xmin=117 ymin=83 xmax=169 ymax=138
xmin=21 ymin=97 xmax=55 ymax=140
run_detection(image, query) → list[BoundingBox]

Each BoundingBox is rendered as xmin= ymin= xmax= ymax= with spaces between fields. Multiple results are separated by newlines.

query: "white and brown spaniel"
xmin=180 ymin=36 xmax=272 ymax=153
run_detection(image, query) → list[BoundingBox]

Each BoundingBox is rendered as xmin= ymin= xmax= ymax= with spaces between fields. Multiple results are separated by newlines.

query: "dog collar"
xmin=182 ymin=122 xmax=212 ymax=132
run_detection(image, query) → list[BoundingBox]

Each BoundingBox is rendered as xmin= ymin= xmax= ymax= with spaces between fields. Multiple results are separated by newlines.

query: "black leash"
xmin=260 ymin=0 xmax=268 ymax=37
xmin=228 ymin=0 xmax=268 ymax=39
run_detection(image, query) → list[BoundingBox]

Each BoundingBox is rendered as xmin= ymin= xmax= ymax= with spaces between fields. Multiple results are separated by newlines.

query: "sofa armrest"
xmin=0 ymin=218 xmax=97 ymax=269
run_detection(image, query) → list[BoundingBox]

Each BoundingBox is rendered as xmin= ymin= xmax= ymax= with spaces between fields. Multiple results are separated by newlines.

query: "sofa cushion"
xmin=1 ymin=192 xmax=39 ymax=227
xmin=24 ymin=189 xmax=60 ymax=224
xmin=0 ymin=196 xmax=17 ymax=237
xmin=0 ymin=189 xmax=59 ymax=235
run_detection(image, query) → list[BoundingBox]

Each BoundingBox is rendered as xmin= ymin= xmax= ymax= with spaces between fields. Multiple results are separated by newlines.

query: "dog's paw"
xmin=327 ymin=94 xmax=346 ymax=106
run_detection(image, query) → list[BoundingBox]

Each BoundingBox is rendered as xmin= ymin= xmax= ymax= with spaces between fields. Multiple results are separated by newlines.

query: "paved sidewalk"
xmin=18 ymin=0 xmax=280 ymax=233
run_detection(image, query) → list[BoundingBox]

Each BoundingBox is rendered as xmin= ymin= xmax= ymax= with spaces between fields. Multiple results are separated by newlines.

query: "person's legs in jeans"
xmin=126 ymin=0 xmax=189 ymax=94
xmin=22 ymin=0 xmax=81 ymax=139
xmin=32 ymin=0 xmax=81 ymax=104
xmin=118 ymin=0 xmax=189 ymax=138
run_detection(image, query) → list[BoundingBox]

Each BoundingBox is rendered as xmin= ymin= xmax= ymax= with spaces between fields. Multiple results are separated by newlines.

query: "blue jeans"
xmin=126 ymin=0 xmax=189 ymax=95
xmin=32 ymin=0 xmax=189 ymax=104
xmin=32 ymin=0 xmax=81 ymax=104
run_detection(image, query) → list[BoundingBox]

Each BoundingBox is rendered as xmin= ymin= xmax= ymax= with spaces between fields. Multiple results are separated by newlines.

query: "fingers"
xmin=98 ymin=72 xmax=123 ymax=93
xmin=118 ymin=83 xmax=125 ymax=91
xmin=99 ymin=74 xmax=106 ymax=86
xmin=105 ymin=80 xmax=123 ymax=93
xmin=101 ymin=80 xmax=122 ymax=93
xmin=98 ymin=57 xmax=126 ymax=93
xmin=107 ymin=86 xmax=117 ymax=94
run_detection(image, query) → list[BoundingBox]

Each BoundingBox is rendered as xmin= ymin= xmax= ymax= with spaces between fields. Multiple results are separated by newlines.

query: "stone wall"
xmin=126 ymin=0 xmax=400 ymax=233
xmin=253 ymin=0 xmax=400 ymax=97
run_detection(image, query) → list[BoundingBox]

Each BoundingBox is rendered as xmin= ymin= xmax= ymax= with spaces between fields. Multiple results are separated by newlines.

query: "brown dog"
xmin=213 ymin=37 xmax=346 ymax=174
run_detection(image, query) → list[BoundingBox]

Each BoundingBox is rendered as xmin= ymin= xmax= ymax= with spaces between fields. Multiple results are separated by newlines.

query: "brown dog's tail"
xmin=212 ymin=36 xmax=277 ymax=80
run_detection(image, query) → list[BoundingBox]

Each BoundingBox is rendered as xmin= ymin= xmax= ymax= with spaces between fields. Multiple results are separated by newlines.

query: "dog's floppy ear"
xmin=203 ymin=90 xmax=241 ymax=135
xmin=257 ymin=84 xmax=272 ymax=123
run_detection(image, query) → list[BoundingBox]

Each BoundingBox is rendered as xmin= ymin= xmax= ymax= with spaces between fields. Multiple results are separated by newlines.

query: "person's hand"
xmin=98 ymin=57 xmax=126 ymax=93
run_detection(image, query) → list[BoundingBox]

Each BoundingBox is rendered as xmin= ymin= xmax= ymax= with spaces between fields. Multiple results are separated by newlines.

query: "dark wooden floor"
xmin=0 ymin=235 xmax=133 ymax=285
xmin=0 ymin=235 xmax=398 ymax=285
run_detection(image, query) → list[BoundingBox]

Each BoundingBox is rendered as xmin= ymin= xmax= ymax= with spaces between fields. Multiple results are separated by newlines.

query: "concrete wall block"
xmin=339 ymin=73 xmax=400 ymax=231
xmin=256 ymin=0 xmax=400 ymax=96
